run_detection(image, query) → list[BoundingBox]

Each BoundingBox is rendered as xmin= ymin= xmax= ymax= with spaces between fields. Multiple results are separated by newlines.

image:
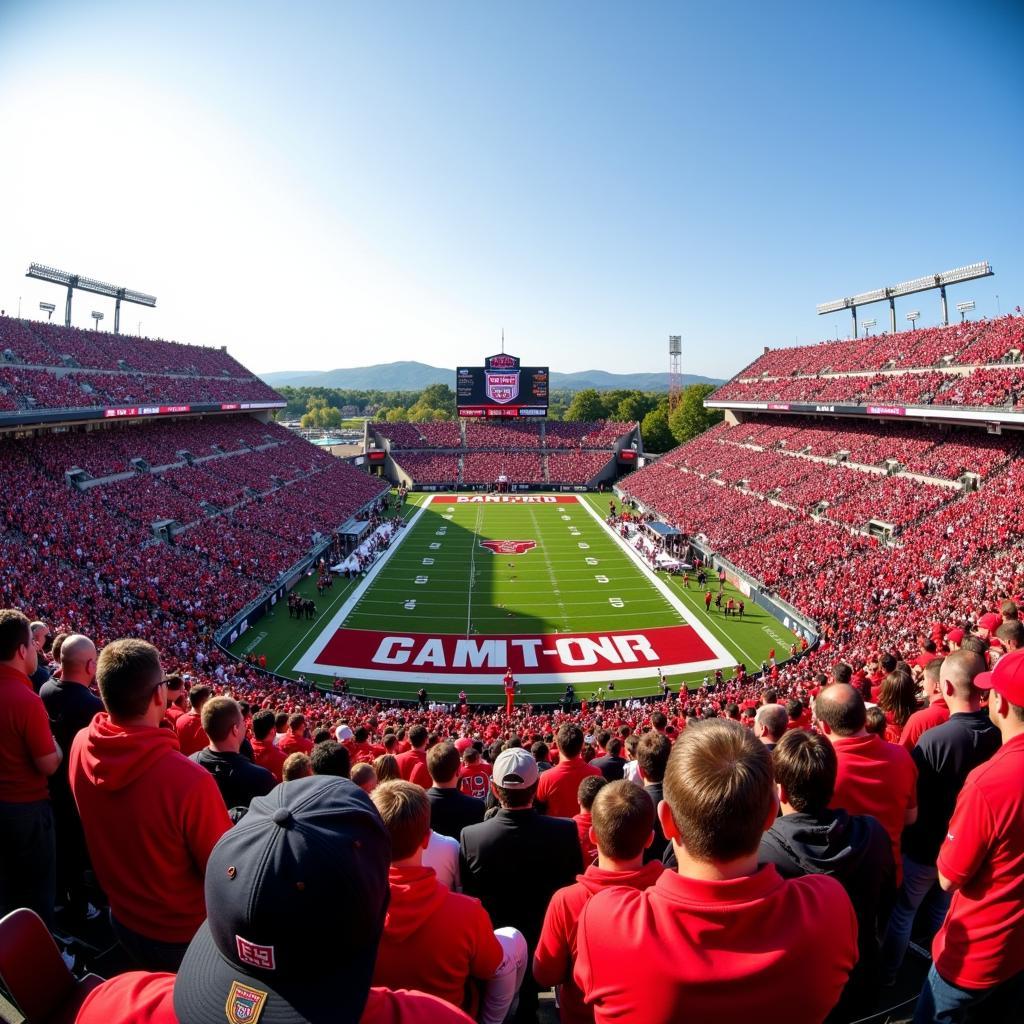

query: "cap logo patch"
xmin=236 ymin=936 xmax=276 ymax=971
xmin=225 ymin=981 xmax=268 ymax=1024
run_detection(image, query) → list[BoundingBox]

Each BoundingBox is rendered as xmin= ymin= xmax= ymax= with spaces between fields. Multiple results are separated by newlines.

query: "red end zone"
xmin=312 ymin=624 xmax=720 ymax=684
xmin=431 ymin=494 xmax=580 ymax=503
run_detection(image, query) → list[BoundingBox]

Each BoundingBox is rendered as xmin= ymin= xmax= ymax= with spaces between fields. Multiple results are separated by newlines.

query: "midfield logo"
xmin=480 ymin=539 xmax=536 ymax=555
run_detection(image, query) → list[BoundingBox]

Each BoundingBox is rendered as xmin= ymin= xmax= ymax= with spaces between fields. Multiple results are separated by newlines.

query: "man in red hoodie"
xmin=396 ymin=724 xmax=432 ymax=788
xmin=70 ymin=639 xmax=231 ymax=970
xmin=250 ymin=709 xmax=286 ymax=782
xmin=174 ymin=684 xmax=211 ymax=756
xmin=277 ymin=712 xmax=313 ymax=756
xmin=573 ymin=719 xmax=857 ymax=1024
xmin=537 ymin=723 xmax=601 ymax=818
xmin=572 ymin=775 xmax=607 ymax=866
xmin=371 ymin=780 xmax=526 ymax=1022
xmin=534 ymin=780 xmax=662 ymax=1024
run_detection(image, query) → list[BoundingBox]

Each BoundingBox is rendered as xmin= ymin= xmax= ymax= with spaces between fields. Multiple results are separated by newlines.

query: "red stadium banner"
xmin=103 ymin=404 xmax=191 ymax=418
xmin=431 ymin=494 xmax=579 ymax=503
xmin=314 ymin=624 xmax=716 ymax=676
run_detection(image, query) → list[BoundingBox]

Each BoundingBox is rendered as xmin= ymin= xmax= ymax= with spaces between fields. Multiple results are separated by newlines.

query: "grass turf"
xmin=230 ymin=492 xmax=800 ymax=704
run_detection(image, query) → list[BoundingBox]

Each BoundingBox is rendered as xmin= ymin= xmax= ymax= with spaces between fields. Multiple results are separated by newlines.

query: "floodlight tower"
xmin=668 ymin=335 xmax=683 ymax=413
xmin=39 ymin=301 xmax=56 ymax=321
xmin=91 ymin=311 xmax=104 ymax=331
xmin=26 ymin=263 xmax=156 ymax=333
xmin=862 ymin=319 xmax=877 ymax=337
xmin=906 ymin=311 xmax=920 ymax=331
xmin=957 ymin=300 xmax=975 ymax=322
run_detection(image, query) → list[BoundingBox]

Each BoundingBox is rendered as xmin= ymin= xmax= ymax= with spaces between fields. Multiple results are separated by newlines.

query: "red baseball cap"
xmin=977 ymin=612 xmax=1002 ymax=633
xmin=976 ymin=648 xmax=1024 ymax=706
xmin=946 ymin=627 xmax=965 ymax=645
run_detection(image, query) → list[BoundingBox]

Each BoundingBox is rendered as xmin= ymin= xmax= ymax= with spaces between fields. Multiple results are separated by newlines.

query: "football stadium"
xmin=1 ymin=5 xmax=1022 ymax=1024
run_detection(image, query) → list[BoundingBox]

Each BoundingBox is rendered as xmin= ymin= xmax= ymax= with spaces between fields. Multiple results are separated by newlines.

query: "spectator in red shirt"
xmin=371 ymin=780 xmax=526 ymax=1021
xmin=249 ymin=708 xmax=286 ymax=782
xmin=915 ymin=648 xmax=1024 ymax=1022
xmin=395 ymin=724 xmax=432 ymax=788
xmin=816 ymin=683 xmax=918 ymax=880
xmin=74 ymin=776 xmax=474 ymax=1024
xmin=162 ymin=674 xmax=188 ymax=727
xmin=70 ymin=639 xmax=231 ymax=970
xmin=899 ymin=657 xmax=949 ymax=749
xmin=0 ymin=609 xmax=61 ymax=927
xmin=537 ymin=723 xmax=601 ymax=818
xmin=573 ymin=719 xmax=857 ymax=1023
xmin=174 ymin=684 xmax=211 ymax=756
xmin=458 ymin=746 xmax=492 ymax=799
xmin=535 ymin=779 xmax=662 ymax=1024
xmin=572 ymin=776 xmax=607 ymax=866
xmin=277 ymin=713 xmax=313 ymax=757
xmin=878 ymin=669 xmax=923 ymax=744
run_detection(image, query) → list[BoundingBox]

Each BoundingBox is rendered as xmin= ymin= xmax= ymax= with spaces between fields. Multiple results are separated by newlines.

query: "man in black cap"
xmin=460 ymin=746 xmax=582 ymax=1022
xmin=73 ymin=776 xmax=474 ymax=1024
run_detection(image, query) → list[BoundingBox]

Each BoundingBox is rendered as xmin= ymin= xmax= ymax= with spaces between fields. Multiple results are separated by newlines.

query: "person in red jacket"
xmin=174 ymin=684 xmax=211 ymax=756
xmin=395 ymin=724 xmax=432 ymax=788
xmin=573 ymin=719 xmax=857 ymax=1024
xmin=249 ymin=708 xmax=286 ymax=782
xmin=277 ymin=713 xmax=313 ymax=756
xmin=371 ymin=780 xmax=527 ymax=1022
xmin=70 ymin=640 xmax=230 ymax=970
xmin=537 ymin=723 xmax=601 ymax=818
xmin=534 ymin=780 xmax=662 ymax=1024
xmin=504 ymin=669 xmax=517 ymax=718
xmin=74 ymin=776 xmax=474 ymax=1024
xmin=572 ymin=776 xmax=607 ymax=867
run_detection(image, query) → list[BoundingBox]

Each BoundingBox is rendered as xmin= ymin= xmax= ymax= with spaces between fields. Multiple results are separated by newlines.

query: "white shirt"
xmin=423 ymin=830 xmax=460 ymax=891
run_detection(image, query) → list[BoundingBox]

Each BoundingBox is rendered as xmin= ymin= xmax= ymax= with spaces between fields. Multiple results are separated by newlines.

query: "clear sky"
xmin=0 ymin=0 xmax=1021 ymax=380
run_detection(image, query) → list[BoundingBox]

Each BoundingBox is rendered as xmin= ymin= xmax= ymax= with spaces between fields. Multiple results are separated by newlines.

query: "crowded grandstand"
xmin=1 ymin=305 xmax=1023 ymax=1024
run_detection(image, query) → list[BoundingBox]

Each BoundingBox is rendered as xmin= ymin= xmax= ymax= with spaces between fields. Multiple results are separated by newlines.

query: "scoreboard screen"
xmin=456 ymin=353 xmax=549 ymax=418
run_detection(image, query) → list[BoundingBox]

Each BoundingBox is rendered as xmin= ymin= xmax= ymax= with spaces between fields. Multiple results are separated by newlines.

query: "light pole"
xmin=862 ymin=318 xmax=877 ymax=337
xmin=91 ymin=310 xmax=104 ymax=331
xmin=996 ymin=294 xmax=1001 ymax=316
xmin=39 ymin=302 xmax=56 ymax=321
xmin=906 ymin=311 xmax=920 ymax=331
xmin=956 ymin=301 xmax=975 ymax=323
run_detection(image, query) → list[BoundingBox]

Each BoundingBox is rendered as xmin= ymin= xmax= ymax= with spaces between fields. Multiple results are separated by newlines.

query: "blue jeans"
xmin=913 ymin=964 xmax=1024 ymax=1023
xmin=881 ymin=855 xmax=951 ymax=982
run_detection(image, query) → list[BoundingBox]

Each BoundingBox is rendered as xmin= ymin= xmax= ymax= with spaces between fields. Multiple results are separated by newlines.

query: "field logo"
xmin=480 ymin=539 xmax=536 ymax=555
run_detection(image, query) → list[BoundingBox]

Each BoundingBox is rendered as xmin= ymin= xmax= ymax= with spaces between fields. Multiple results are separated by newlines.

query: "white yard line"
xmin=466 ymin=504 xmax=481 ymax=637
xmin=529 ymin=507 xmax=570 ymax=631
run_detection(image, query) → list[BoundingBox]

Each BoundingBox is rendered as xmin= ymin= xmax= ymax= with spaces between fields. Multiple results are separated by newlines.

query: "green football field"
xmin=230 ymin=492 xmax=801 ymax=704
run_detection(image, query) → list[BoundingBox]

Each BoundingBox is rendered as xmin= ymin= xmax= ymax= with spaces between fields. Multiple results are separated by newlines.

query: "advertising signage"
xmin=456 ymin=352 xmax=549 ymax=418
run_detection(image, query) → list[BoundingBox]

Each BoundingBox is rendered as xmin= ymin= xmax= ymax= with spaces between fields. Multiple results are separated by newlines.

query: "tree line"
xmin=277 ymin=382 xmax=722 ymax=451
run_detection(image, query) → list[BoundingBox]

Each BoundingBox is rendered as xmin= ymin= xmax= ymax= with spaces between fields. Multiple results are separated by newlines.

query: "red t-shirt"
xmin=573 ymin=812 xmax=597 ymax=867
xmin=70 ymin=714 xmax=231 ymax=943
xmin=458 ymin=762 xmax=492 ymax=800
xmin=0 ymin=664 xmax=57 ymax=803
xmin=373 ymin=864 xmax=502 ymax=1011
xmin=831 ymin=733 xmax=917 ymax=881
xmin=74 ymin=972 xmax=474 ymax=1024
xmin=251 ymin=738 xmax=287 ymax=782
xmin=537 ymin=756 xmax=601 ymax=819
xmin=534 ymin=861 xmax=663 ymax=1024
xmin=933 ymin=733 xmax=1024 ymax=989
xmin=278 ymin=732 xmax=313 ymax=757
xmin=899 ymin=699 xmax=950 ymax=750
xmin=574 ymin=866 xmax=857 ymax=1024
xmin=174 ymin=710 xmax=207 ymax=757
xmin=396 ymin=749 xmax=432 ymax=789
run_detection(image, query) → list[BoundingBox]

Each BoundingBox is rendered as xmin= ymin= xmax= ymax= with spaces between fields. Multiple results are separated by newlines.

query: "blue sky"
xmin=0 ymin=0 xmax=1021 ymax=379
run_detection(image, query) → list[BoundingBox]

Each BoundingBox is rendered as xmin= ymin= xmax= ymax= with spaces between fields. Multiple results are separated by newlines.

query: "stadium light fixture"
xmin=862 ymin=318 xmax=877 ymax=337
xmin=956 ymin=300 xmax=976 ymax=322
xmin=91 ymin=310 xmax=104 ymax=330
xmin=906 ymin=311 xmax=920 ymax=331
xmin=26 ymin=262 xmax=157 ymax=333
xmin=39 ymin=301 xmax=56 ymax=321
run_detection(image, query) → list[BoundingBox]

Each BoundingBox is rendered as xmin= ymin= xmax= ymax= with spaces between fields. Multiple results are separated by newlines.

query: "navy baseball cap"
xmin=174 ymin=775 xmax=391 ymax=1024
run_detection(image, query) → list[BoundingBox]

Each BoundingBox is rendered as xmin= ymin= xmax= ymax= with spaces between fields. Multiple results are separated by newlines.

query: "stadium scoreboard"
xmin=456 ymin=352 xmax=549 ymax=418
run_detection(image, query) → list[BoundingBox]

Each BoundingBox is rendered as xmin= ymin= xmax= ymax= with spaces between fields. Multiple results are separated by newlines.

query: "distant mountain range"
xmin=260 ymin=361 xmax=722 ymax=392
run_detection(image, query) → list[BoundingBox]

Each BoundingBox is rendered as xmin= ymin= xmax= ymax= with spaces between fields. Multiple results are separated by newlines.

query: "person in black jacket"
xmin=426 ymin=741 xmax=484 ymax=839
xmin=40 ymin=633 xmax=103 ymax=922
xmin=758 ymin=728 xmax=894 ymax=1021
xmin=460 ymin=746 xmax=582 ymax=1023
xmin=590 ymin=737 xmax=628 ymax=782
xmin=190 ymin=697 xmax=275 ymax=811
xmin=637 ymin=731 xmax=671 ymax=863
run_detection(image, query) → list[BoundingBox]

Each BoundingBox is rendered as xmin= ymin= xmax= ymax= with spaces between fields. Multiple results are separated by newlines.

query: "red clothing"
xmin=458 ymin=762 xmax=492 ymax=800
xmin=0 ymin=664 xmax=57 ymax=803
xmin=574 ymin=866 xmax=857 ymax=1024
xmin=537 ymin=756 xmax=601 ymax=819
xmin=352 ymin=741 xmax=386 ymax=764
xmin=277 ymin=731 xmax=313 ymax=757
xmin=374 ymin=864 xmax=502 ymax=1011
xmin=534 ymin=861 xmax=663 ymax=1024
xmin=69 ymin=713 xmax=231 ymax=943
xmin=74 ymin=972 xmax=474 ymax=1024
xmin=174 ymin=710 xmax=206 ymax=756
xmin=899 ymin=698 xmax=950 ymax=750
xmin=933 ymin=733 xmax=1024 ymax=989
xmin=831 ymin=732 xmax=917 ymax=881
xmin=164 ymin=704 xmax=186 ymax=726
xmin=573 ymin=811 xmax=597 ymax=866
xmin=251 ymin=737 xmax=286 ymax=782
xmin=396 ymin=748 xmax=432 ymax=789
